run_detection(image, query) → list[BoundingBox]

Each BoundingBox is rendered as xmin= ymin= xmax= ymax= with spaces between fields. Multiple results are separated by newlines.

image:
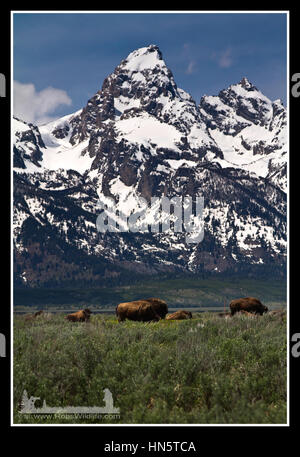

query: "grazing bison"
xmin=65 ymin=308 xmax=92 ymax=322
xmin=24 ymin=310 xmax=43 ymax=321
xmin=116 ymin=300 xmax=163 ymax=322
xmin=34 ymin=310 xmax=43 ymax=317
xmin=269 ymin=309 xmax=286 ymax=319
xmin=166 ymin=310 xmax=193 ymax=320
xmin=229 ymin=297 xmax=268 ymax=316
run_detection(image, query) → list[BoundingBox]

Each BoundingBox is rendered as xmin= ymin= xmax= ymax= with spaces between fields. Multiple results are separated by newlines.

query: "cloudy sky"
xmin=13 ymin=12 xmax=287 ymax=125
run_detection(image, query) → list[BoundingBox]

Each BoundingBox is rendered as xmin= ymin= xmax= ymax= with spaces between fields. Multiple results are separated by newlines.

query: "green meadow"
xmin=13 ymin=309 xmax=287 ymax=424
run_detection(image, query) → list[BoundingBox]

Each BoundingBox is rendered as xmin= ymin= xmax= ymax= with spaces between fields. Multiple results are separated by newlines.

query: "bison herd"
xmin=24 ymin=296 xmax=277 ymax=323
xmin=115 ymin=296 xmax=269 ymax=322
xmin=62 ymin=299 xmax=194 ymax=323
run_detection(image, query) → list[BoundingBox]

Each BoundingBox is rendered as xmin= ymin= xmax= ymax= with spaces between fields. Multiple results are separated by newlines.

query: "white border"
xmin=11 ymin=10 xmax=290 ymax=427
xmin=286 ymin=10 xmax=290 ymax=429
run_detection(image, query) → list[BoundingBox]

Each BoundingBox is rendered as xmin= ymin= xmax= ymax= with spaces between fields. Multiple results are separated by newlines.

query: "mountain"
xmin=13 ymin=117 xmax=45 ymax=169
xmin=199 ymin=77 xmax=287 ymax=191
xmin=13 ymin=45 xmax=287 ymax=288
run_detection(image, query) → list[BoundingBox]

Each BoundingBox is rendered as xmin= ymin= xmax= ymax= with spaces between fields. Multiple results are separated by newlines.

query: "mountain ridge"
xmin=13 ymin=44 xmax=287 ymax=287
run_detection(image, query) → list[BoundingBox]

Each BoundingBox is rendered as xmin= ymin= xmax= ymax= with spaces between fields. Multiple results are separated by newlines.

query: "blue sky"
xmin=13 ymin=12 xmax=287 ymax=124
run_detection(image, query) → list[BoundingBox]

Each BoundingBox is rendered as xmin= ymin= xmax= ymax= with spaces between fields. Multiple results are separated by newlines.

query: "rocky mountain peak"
xmin=239 ymin=77 xmax=256 ymax=90
xmin=66 ymin=43 xmax=220 ymax=174
xmin=272 ymin=98 xmax=285 ymax=116
xmin=102 ymin=44 xmax=180 ymax=117
xmin=273 ymin=98 xmax=284 ymax=106
xmin=200 ymin=77 xmax=276 ymax=132
xmin=120 ymin=44 xmax=164 ymax=72
xmin=68 ymin=44 xmax=183 ymax=145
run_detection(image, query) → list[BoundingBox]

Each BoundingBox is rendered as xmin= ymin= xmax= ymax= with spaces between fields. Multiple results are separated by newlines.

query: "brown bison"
xmin=229 ymin=297 xmax=268 ymax=316
xmin=65 ymin=308 xmax=92 ymax=322
xmin=143 ymin=298 xmax=168 ymax=319
xmin=34 ymin=310 xmax=43 ymax=317
xmin=269 ymin=309 xmax=286 ymax=319
xmin=166 ymin=310 xmax=193 ymax=320
xmin=24 ymin=310 xmax=44 ymax=321
xmin=116 ymin=300 xmax=165 ymax=322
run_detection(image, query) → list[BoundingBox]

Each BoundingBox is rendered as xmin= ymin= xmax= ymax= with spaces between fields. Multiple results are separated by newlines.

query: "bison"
xmin=34 ymin=310 xmax=43 ymax=317
xmin=24 ymin=310 xmax=44 ymax=321
xmin=65 ymin=308 xmax=92 ymax=322
xmin=116 ymin=300 xmax=165 ymax=322
xmin=143 ymin=298 xmax=168 ymax=319
xmin=166 ymin=310 xmax=193 ymax=320
xmin=269 ymin=309 xmax=286 ymax=319
xmin=229 ymin=297 xmax=268 ymax=316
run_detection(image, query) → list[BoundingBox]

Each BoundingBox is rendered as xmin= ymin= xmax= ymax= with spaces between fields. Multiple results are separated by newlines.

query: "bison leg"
xmin=149 ymin=310 xmax=161 ymax=322
xmin=153 ymin=311 xmax=161 ymax=322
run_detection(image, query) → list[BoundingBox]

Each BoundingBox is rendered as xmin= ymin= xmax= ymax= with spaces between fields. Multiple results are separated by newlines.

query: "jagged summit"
xmin=64 ymin=44 xmax=192 ymax=145
xmin=101 ymin=42 xmax=179 ymax=110
xmin=55 ymin=43 xmax=219 ymax=165
xmin=121 ymin=44 xmax=164 ymax=71
xmin=273 ymin=98 xmax=284 ymax=107
xmin=239 ymin=76 xmax=256 ymax=90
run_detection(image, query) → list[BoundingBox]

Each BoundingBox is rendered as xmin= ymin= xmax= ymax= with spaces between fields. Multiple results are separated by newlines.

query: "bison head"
xmin=83 ymin=309 xmax=92 ymax=319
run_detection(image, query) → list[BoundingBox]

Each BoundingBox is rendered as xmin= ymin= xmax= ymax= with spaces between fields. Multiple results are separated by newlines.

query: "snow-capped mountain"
xmin=13 ymin=117 xmax=45 ymax=169
xmin=13 ymin=45 xmax=287 ymax=287
xmin=199 ymin=77 xmax=287 ymax=191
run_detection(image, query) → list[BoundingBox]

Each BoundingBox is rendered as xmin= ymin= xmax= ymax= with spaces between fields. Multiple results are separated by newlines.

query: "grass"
xmin=13 ymin=311 xmax=287 ymax=424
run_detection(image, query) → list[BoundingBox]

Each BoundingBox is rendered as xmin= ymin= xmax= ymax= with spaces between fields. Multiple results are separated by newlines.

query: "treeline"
xmin=14 ymin=275 xmax=286 ymax=308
